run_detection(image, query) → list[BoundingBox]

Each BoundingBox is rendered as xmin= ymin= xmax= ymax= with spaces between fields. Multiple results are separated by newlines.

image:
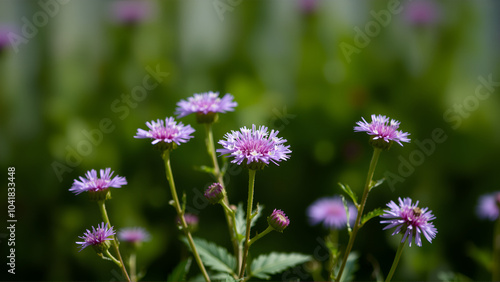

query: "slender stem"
xmin=385 ymin=237 xmax=407 ymax=282
xmin=104 ymin=249 xmax=122 ymax=266
xmin=98 ymin=201 xmax=131 ymax=282
xmin=336 ymin=148 xmax=381 ymax=282
xmin=204 ymin=123 xmax=240 ymax=269
xmin=327 ymin=229 xmax=339 ymax=281
xmin=248 ymin=226 xmax=273 ymax=247
xmin=129 ymin=252 xmax=137 ymax=282
xmin=239 ymin=169 xmax=257 ymax=278
xmin=162 ymin=150 xmax=211 ymax=282
xmin=493 ymin=215 xmax=500 ymax=281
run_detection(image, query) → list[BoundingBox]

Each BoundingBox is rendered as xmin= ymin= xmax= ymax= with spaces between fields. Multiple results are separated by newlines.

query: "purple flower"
xmin=268 ymin=209 xmax=290 ymax=232
xmin=477 ymin=192 xmax=500 ymax=221
xmin=175 ymin=92 xmax=237 ymax=121
xmin=380 ymin=197 xmax=437 ymax=247
xmin=217 ymin=125 xmax=291 ymax=170
xmin=118 ymin=227 xmax=151 ymax=243
xmin=177 ymin=213 xmax=199 ymax=232
xmin=404 ymin=0 xmax=440 ymax=26
xmin=134 ymin=117 xmax=195 ymax=146
xmin=69 ymin=168 xmax=127 ymax=196
xmin=204 ymin=182 xmax=225 ymax=204
xmin=354 ymin=114 xmax=410 ymax=148
xmin=76 ymin=222 xmax=115 ymax=252
xmin=110 ymin=0 xmax=155 ymax=24
xmin=0 ymin=26 xmax=12 ymax=51
xmin=307 ymin=196 xmax=357 ymax=230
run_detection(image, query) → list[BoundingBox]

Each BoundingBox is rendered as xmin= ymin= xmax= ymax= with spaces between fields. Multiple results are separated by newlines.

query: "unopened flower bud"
xmin=267 ymin=209 xmax=290 ymax=233
xmin=204 ymin=183 xmax=225 ymax=204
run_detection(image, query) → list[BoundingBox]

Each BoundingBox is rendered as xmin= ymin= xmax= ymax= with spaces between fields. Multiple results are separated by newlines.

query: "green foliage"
xmin=181 ymin=237 xmax=236 ymax=276
xmin=369 ymin=178 xmax=385 ymax=191
xmin=249 ymin=252 xmax=311 ymax=280
xmin=334 ymin=252 xmax=359 ymax=282
xmin=437 ymin=271 xmax=473 ymax=281
xmin=467 ymin=244 xmax=492 ymax=271
xmin=338 ymin=182 xmax=358 ymax=207
xmin=167 ymin=258 xmax=192 ymax=282
xmin=360 ymin=208 xmax=385 ymax=227
xmin=235 ymin=202 xmax=264 ymax=245
xmin=341 ymin=195 xmax=353 ymax=234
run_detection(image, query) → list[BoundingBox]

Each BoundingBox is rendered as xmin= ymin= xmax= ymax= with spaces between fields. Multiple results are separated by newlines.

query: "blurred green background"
xmin=1 ymin=0 xmax=500 ymax=281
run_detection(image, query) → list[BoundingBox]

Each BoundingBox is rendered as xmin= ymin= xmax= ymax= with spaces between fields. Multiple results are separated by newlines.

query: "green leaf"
xmin=467 ymin=244 xmax=492 ymax=271
xmin=369 ymin=178 xmax=385 ymax=191
xmin=181 ymin=237 xmax=236 ymax=275
xmin=193 ymin=165 xmax=216 ymax=175
xmin=340 ymin=195 xmax=353 ymax=234
xmin=437 ymin=271 xmax=473 ymax=282
xmin=250 ymin=253 xmax=311 ymax=279
xmin=167 ymin=258 xmax=192 ymax=282
xmin=336 ymin=252 xmax=359 ymax=282
xmin=338 ymin=183 xmax=358 ymax=206
xmin=360 ymin=208 xmax=385 ymax=227
xmin=235 ymin=202 xmax=264 ymax=245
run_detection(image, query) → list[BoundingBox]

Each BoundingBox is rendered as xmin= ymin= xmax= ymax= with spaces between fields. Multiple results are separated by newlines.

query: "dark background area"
xmin=1 ymin=0 xmax=500 ymax=281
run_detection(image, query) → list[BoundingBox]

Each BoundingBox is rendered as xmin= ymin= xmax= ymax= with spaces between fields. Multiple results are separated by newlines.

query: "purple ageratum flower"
xmin=380 ymin=197 xmax=437 ymax=247
xmin=268 ymin=209 xmax=290 ymax=232
xmin=110 ymin=0 xmax=155 ymax=24
xmin=76 ymin=222 xmax=116 ymax=252
xmin=404 ymin=0 xmax=440 ymax=26
xmin=477 ymin=192 xmax=500 ymax=221
xmin=204 ymin=182 xmax=225 ymax=204
xmin=307 ymin=196 xmax=357 ymax=230
xmin=354 ymin=114 xmax=410 ymax=148
xmin=175 ymin=92 xmax=237 ymax=121
xmin=69 ymin=168 xmax=127 ymax=196
xmin=134 ymin=117 xmax=195 ymax=147
xmin=217 ymin=125 xmax=291 ymax=170
xmin=118 ymin=227 xmax=151 ymax=243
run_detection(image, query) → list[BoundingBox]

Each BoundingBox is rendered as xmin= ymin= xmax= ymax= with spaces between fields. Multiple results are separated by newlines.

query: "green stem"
xmin=162 ymin=150 xmax=211 ymax=282
xmin=248 ymin=226 xmax=274 ymax=247
xmin=129 ymin=252 xmax=137 ymax=282
xmin=336 ymin=148 xmax=381 ymax=282
xmin=98 ymin=200 xmax=131 ymax=282
xmin=204 ymin=123 xmax=240 ymax=270
xmin=385 ymin=237 xmax=407 ymax=282
xmin=239 ymin=169 xmax=257 ymax=278
xmin=493 ymin=214 xmax=500 ymax=281
xmin=104 ymin=249 xmax=122 ymax=267
xmin=327 ymin=229 xmax=339 ymax=281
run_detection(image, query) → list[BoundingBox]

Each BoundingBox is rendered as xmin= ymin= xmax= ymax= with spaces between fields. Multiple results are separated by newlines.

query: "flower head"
xmin=217 ymin=125 xmax=291 ymax=170
xmin=76 ymin=222 xmax=116 ymax=253
xmin=307 ymin=196 xmax=357 ymax=230
xmin=380 ymin=197 xmax=437 ymax=247
xmin=268 ymin=209 xmax=290 ymax=232
xmin=354 ymin=114 xmax=410 ymax=149
xmin=477 ymin=192 xmax=500 ymax=221
xmin=175 ymin=92 xmax=237 ymax=123
xmin=69 ymin=168 xmax=127 ymax=200
xmin=204 ymin=182 xmax=225 ymax=205
xmin=404 ymin=0 xmax=440 ymax=26
xmin=110 ymin=0 xmax=155 ymax=24
xmin=134 ymin=117 xmax=195 ymax=150
xmin=118 ymin=227 xmax=151 ymax=244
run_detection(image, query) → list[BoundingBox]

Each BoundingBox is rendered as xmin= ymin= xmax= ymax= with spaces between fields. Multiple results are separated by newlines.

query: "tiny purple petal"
xmin=134 ymin=117 xmax=195 ymax=145
xmin=175 ymin=91 xmax=237 ymax=118
xmin=380 ymin=197 xmax=437 ymax=247
xmin=69 ymin=168 xmax=127 ymax=195
xmin=307 ymin=196 xmax=357 ymax=230
xmin=76 ymin=222 xmax=115 ymax=252
xmin=110 ymin=0 xmax=155 ymax=24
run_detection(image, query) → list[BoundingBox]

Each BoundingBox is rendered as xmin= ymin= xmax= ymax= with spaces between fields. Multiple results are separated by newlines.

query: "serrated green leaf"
xmin=338 ymin=183 xmax=358 ymax=206
xmin=250 ymin=253 xmax=311 ymax=279
xmin=360 ymin=208 xmax=385 ymax=227
xmin=235 ymin=202 xmax=264 ymax=245
xmin=335 ymin=252 xmax=359 ymax=282
xmin=369 ymin=178 xmax=385 ymax=191
xmin=167 ymin=258 xmax=192 ymax=282
xmin=181 ymin=237 xmax=236 ymax=275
